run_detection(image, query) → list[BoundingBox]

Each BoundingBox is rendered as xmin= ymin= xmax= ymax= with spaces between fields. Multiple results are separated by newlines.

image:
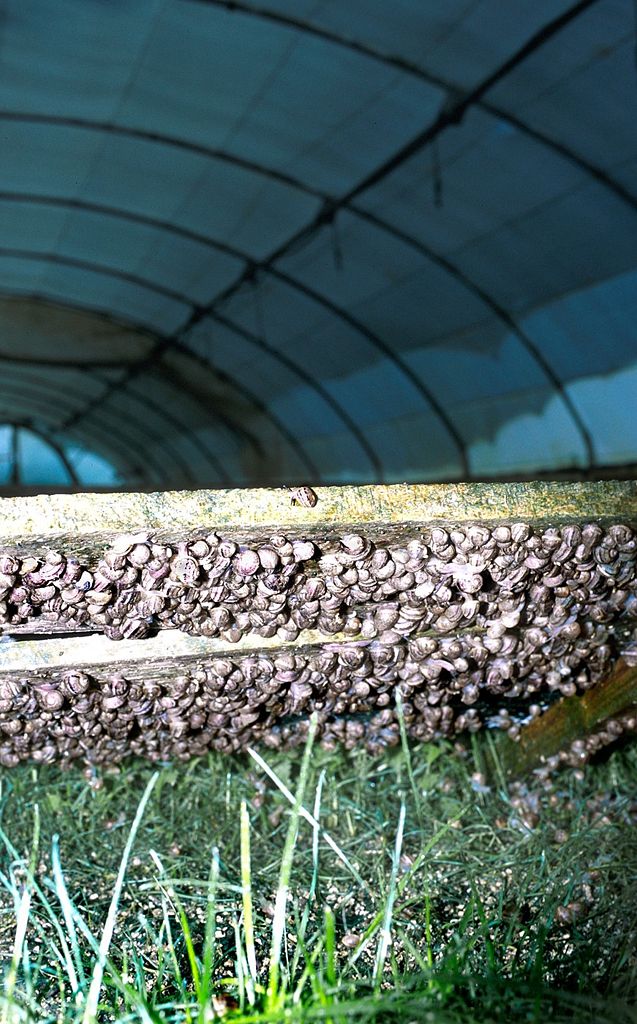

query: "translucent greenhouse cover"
xmin=0 ymin=0 xmax=635 ymax=488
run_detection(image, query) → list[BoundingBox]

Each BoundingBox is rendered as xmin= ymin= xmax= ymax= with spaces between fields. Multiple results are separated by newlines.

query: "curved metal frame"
xmin=86 ymin=360 xmax=257 ymax=469
xmin=0 ymin=419 xmax=79 ymax=487
xmin=179 ymin=0 xmax=603 ymax=467
xmin=354 ymin=208 xmax=595 ymax=466
xmin=209 ymin=309 xmax=383 ymax=478
xmin=207 ymin=365 xmax=321 ymax=481
xmin=0 ymin=0 xmax=615 ymax=477
xmin=0 ymin=111 xmax=324 ymax=203
xmin=2 ymin=403 xmax=150 ymax=487
xmin=2 ymin=2 xmax=628 ymax=214
xmin=0 ymin=371 xmax=185 ymax=485
xmin=0 ymin=260 xmax=261 ymax=460
xmin=79 ymin=368 xmax=231 ymax=484
xmin=20 ymin=355 xmax=233 ymax=487
xmin=194 ymin=0 xmax=632 ymax=222
xmin=0 ymin=196 xmax=596 ymax=469
xmin=97 ymin=354 xmax=319 ymax=481
xmin=6 ymin=289 xmax=320 ymax=480
xmin=265 ymin=268 xmax=470 ymax=475
xmin=0 ymin=246 xmax=194 ymax=308
xmin=0 ymin=275 xmax=291 ymax=469
xmin=0 ymin=195 xmax=475 ymax=467
xmin=0 ymin=248 xmax=381 ymax=477
xmin=337 ymin=1 xmax=601 ymax=206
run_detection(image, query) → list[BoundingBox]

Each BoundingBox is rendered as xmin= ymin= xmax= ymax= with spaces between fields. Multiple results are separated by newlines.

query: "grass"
xmin=0 ymin=722 xmax=636 ymax=1023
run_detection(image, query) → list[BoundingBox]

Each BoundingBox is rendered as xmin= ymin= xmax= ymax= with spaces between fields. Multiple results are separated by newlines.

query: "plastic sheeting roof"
xmin=0 ymin=0 xmax=636 ymax=488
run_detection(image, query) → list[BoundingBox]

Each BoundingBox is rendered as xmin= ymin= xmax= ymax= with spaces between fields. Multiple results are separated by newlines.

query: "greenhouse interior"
xmin=0 ymin=0 xmax=635 ymax=492
xmin=1 ymin=4 xmax=637 ymax=1024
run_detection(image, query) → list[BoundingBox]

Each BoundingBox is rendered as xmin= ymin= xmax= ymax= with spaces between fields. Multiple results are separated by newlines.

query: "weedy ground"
xmin=0 ymin=720 xmax=636 ymax=1024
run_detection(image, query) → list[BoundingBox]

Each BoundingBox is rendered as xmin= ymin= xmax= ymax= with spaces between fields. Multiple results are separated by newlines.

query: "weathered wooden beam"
xmin=0 ymin=481 xmax=636 ymax=554
xmin=496 ymin=658 xmax=637 ymax=778
xmin=0 ymin=628 xmax=349 ymax=677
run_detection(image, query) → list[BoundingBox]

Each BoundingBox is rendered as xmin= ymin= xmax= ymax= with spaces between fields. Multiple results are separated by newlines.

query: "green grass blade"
xmin=266 ymin=714 xmax=318 ymax=1012
xmin=290 ymin=768 xmax=326 ymax=982
xmin=177 ymin=900 xmax=202 ymax=999
xmin=424 ymin=879 xmax=433 ymax=971
xmin=158 ymin=888 xmax=184 ymax=995
xmin=289 ymin=930 xmax=327 ymax=1008
xmin=0 ymin=836 xmax=91 ymax=1007
xmin=324 ymin=907 xmax=336 ymax=990
xmin=291 ymin=936 xmax=325 ymax=1006
xmin=1 ymin=731 xmax=635 ymax=1024
xmin=345 ymin=804 xmax=466 ymax=972
xmin=471 ymin=883 xmax=498 ymax=976
xmin=51 ymin=833 xmax=85 ymax=998
xmin=374 ymin=800 xmax=405 ymax=988
xmin=150 ymin=850 xmax=198 ymax=1020
xmin=395 ymin=691 xmax=423 ymax=828
xmin=82 ymin=771 xmax=158 ymax=1023
xmin=247 ymin=744 xmax=368 ymax=893
xmin=240 ymin=800 xmax=258 ymax=995
xmin=200 ymin=845 xmax=220 ymax=1009
xmin=309 ymin=770 xmax=325 ymax=911
xmin=1 ymin=804 xmax=40 ymax=1024
xmin=1 ymin=871 xmax=32 ymax=1024
xmin=232 ymin=913 xmax=246 ymax=1007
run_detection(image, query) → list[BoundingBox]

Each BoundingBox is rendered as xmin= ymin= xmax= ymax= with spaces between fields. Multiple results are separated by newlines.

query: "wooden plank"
xmin=496 ymin=659 xmax=637 ymax=778
xmin=0 ymin=627 xmax=352 ymax=675
xmin=2 ymin=621 xmax=635 ymax=678
xmin=0 ymin=481 xmax=635 ymax=555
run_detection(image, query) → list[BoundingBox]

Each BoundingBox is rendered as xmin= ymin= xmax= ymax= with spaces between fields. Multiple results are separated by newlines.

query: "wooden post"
xmin=496 ymin=659 xmax=637 ymax=778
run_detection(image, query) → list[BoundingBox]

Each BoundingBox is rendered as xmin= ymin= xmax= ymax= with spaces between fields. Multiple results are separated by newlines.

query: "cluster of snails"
xmin=0 ymin=521 xmax=635 ymax=765
xmin=0 ymin=630 xmax=553 ymax=768
xmin=0 ymin=630 xmax=624 ymax=767
xmin=0 ymin=523 xmax=635 ymax=647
